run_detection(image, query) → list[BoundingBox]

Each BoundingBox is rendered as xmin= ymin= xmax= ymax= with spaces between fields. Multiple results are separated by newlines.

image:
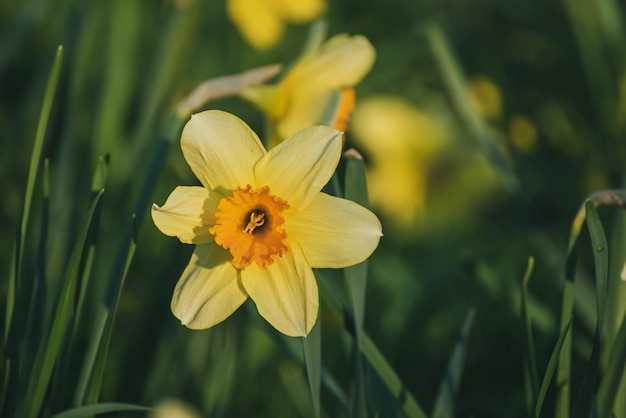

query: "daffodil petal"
xmin=255 ymin=125 xmax=342 ymax=208
xmin=241 ymin=243 xmax=318 ymax=337
xmin=273 ymin=0 xmax=326 ymax=23
xmin=275 ymin=88 xmax=329 ymax=141
xmin=227 ymin=0 xmax=284 ymax=50
xmin=151 ymin=186 xmax=222 ymax=244
xmin=287 ymin=192 xmax=382 ymax=268
xmin=171 ymin=243 xmax=248 ymax=330
xmin=181 ymin=110 xmax=266 ymax=191
xmin=289 ymin=34 xmax=375 ymax=89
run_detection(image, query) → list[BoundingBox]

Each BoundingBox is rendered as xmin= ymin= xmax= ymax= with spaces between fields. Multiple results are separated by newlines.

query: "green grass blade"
xmin=49 ymin=402 xmax=152 ymax=418
xmin=361 ymin=334 xmax=428 ymax=418
xmin=343 ymin=152 xmax=370 ymax=418
xmin=302 ymin=313 xmax=321 ymax=418
xmin=75 ymin=113 xmax=184 ymax=405
xmin=423 ymin=22 xmax=525 ymax=206
xmin=17 ymin=45 xmax=63 ymax=282
xmin=555 ymin=202 xmax=588 ymax=418
xmin=73 ymin=154 xmax=110 ymax=336
xmin=572 ymin=201 xmax=610 ymax=418
xmin=3 ymin=47 xmax=63 ymax=417
xmin=536 ymin=319 xmax=573 ymax=418
xmin=585 ymin=201 xmax=609 ymax=328
xmin=21 ymin=189 xmax=104 ymax=418
xmin=79 ymin=214 xmax=137 ymax=405
xmin=520 ymin=256 xmax=540 ymax=410
xmin=317 ymin=269 xmax=427 ymax=418
xmin=597 ymin=309 xmax=626 ymax=417
xmin=431 ymin=309 xmax=476 ymax=418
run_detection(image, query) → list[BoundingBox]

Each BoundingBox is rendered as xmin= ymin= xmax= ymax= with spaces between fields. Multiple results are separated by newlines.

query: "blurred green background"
xmin=2 ymin=0 xmax=626 ymax=417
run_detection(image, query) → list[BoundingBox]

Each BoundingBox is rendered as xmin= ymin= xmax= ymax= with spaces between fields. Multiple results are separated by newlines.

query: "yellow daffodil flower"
xmin=240 ymin=34 xmax=375 ymax=148
xmin=152 ymin=110 xmax=382 ymax=337
xmin=227 ymin=0 xmax=326 ymax=50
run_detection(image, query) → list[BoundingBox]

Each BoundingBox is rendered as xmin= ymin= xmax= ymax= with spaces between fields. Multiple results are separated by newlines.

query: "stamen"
xmin=244 ymin=210 xmax=265 ymax=234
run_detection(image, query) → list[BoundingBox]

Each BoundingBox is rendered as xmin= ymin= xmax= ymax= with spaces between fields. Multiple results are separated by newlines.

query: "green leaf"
xmin=77 ymin=111 xmax=185 ymax=405
xmin=423 ymin=22 xmax=524 ymax=205
xmin=572 ymin=201 xmax=610 ymax=418
xmin=343 ymin=154 xmax=370 ymax=418
xmin=597 ymin=309 xmax=626 ymax=417
xmin=536 ymin=319 xmax=573 ymax=418
xmin=49 ymin=402 xmax=151 ymax=418
xmin=520 ymin=257 xmax=539 ymax=411
xmin=585 ymin=201 xmax=609 ymax=329
xmin=432 ymin=309 xmax=476 ymax=418
xmin=17 ymin=45 xmax=63 ymax=283
xmin=302 ymin=313 xmax=321 ymax=418
xmin=22 ymin=189 xmax=104 ymax=418
xmin=3 ymin=47 xmax=63 ymax=417
xmin=78 ymin=214 xmax=137 ymax=405
xmin=361 ymin=334 xmax=428 ymax=418
xmin=73 ymin=154 xmax=110 ymax=337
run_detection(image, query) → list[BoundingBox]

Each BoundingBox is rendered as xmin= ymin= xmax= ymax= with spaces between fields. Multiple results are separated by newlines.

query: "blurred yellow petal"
xmin=271 ymin=0 xmax=326 ymax=22
xmin=287 ymin=34 xmax=375 ymax=88
xmin=227 ymin=0 xmax=284 ymax=50
xmin=241 ymin=243 xmax=318 ymax=337
xmin=286 ymin=193 xmax=382 ymax=268
xmin=151 ymin=399 xmax=202 ymax=418
xmin=151 ymin=186 xmax=223 ymax=244
xmin=241 ymin=34 xmax=375 ymax=144
xmin=255 ymin=125 xmax=342 ymax=208
xmin=508 ymin=114 xmax=538 ymax=152
xmin=239 ymin=84 xmax=286 ymax=120
xmin=181 ymin=110 xmax=265 ymax=191
xmin=352 ymin=96 xmax=446 ymax=158
xmin=468 ymin=76 xmax=502 ymax=120
xmin=275 ymin=88 xmax=330 ymax=146
xmin=171 ymin=243 xmax=248 ymax=329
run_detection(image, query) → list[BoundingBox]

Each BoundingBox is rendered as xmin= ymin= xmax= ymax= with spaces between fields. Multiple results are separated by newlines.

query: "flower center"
xmin=210 ymin=185 xmax=290 ymax=270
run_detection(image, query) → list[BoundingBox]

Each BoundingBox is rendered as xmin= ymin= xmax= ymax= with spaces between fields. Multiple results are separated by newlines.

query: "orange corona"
xmin=210 ymin=185 xmax=290 ymax=269
xmin=331 ymin=87 xmax=356 ymax=133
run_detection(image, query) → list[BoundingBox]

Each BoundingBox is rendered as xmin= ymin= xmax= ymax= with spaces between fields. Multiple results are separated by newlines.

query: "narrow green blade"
xmin=343 ymin=153 xmax=370 ymax=418
xmin=302 ymin=311 xmax=321 ymax=418
xmin=597 ymin=309 xmax=626 ymax=417
xmin=361 ymin=334 xmax=428 ymax=418
xmin=432 ymin=309 xmax=476 ymax=418
xmin=572 ymin=201 xmax=609 ymax=418
xmin=17 ymin=45 xmax=63 ymax=282
xmin=22 ymin=190 xmax=104 ymax=418
xmin=3 ymin=47 xmax=63 ymax=418
xmin=79 ymin=214 xmax=137 ymax=405
xmin=49 ymin=402 xmax=151 ymax=418
xmin=585 ymin=201 xmax=609 ymax=328
xmin=520 ymin=257 xmax=539 ymax=410
xmin=73 ymin=154 xmax=110 ymax=336
xmin=536 ymin=319 xmax=573 ymax=418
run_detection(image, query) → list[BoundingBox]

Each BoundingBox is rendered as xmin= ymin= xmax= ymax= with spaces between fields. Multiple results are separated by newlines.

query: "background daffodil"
xmin=152 ymin=110 xmax=382 ymax=337
xmin=227 ymin=0 xmax=326 ymax=50
xmin=240 ymin=33 xmax=375 ymax=147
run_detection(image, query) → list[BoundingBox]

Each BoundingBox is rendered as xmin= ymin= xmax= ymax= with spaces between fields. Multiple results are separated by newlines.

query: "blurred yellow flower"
xmin=241 ymin=34 xmax=375 ymax=147
xmin=152 ymin=110 xmax=381 ymax=337
xmin=351 ymin=96 xmax=446 ymax=226
xmin=508 ymin=114 xmax=537 ymax=152
xmin=352 ymin=96 xmax=500 ymax=233
xmin=227 ymin=0 xmax=326 ymax=50
xmin=468 ymin=76 xmax=502 ymax=120
xmin=151 ymin=399 xmax=201 ymax=418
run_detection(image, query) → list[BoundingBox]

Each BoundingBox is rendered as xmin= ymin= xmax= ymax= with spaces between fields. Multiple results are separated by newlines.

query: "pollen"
xmin=210 ymin=185 xmax=290 ymax=269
